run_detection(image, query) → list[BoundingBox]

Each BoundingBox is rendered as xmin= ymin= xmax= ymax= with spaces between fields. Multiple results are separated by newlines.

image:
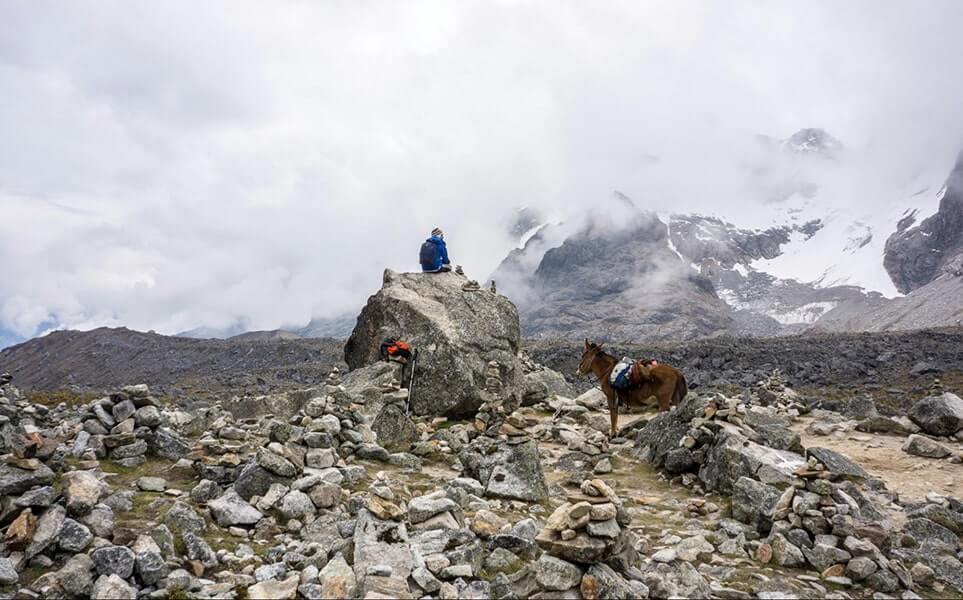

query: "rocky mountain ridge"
xmin=491 ymin=135 xmax=963 ymax=340
xmin=0 ymin=327 xmax=343 ymax=400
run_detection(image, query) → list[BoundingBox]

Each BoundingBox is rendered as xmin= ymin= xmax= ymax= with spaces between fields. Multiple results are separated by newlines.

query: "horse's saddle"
xmin=609 ymin=357 xmax=658 ymax=391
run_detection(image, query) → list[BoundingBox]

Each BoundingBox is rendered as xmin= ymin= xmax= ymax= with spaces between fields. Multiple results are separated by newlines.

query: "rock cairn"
xmin=536 ymin=479 xmax=630 ymax=559
xmin=73 ymin=385 xmax=190 ymax=467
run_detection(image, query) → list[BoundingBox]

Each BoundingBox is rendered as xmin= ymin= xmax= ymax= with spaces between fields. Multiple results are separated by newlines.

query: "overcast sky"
xmin=2 ymin=0 xmax=962 ymax=342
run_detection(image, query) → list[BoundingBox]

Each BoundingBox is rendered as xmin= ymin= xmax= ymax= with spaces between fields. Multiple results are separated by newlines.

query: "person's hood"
xmin=427 ymin=235 xmax=445 ymax=244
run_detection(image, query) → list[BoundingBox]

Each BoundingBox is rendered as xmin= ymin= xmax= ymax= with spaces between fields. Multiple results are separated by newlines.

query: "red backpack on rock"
xmin=380 ymin=338 xmax=413 ymax=361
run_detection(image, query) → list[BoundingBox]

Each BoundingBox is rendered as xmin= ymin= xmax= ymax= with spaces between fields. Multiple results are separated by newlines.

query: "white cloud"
xmin=1 ymin=0 xmax=962 ymax=340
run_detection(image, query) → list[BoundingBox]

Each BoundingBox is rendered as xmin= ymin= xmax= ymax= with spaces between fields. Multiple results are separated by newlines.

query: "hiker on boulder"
xmin=420 ymin=227 xmax=452 ymax=273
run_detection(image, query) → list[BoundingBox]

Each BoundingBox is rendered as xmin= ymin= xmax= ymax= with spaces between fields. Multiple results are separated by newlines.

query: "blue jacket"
xmin=420 ymin=236 xmax=450 ymax=272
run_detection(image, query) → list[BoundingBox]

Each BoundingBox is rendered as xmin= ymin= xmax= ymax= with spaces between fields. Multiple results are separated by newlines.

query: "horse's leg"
xmin=607 ymin=391 xmax=619 ymax=437
xmin=657 ymin=378 xmax=674 ymax=411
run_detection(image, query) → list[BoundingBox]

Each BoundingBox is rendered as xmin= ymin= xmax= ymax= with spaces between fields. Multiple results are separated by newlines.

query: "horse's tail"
xmin=673 ymin=371 xmax=688 ymax=405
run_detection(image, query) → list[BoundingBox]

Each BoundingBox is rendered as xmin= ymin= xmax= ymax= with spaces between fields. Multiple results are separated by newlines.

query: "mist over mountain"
xmin=491 ymin=130 xmax=963 ymax=340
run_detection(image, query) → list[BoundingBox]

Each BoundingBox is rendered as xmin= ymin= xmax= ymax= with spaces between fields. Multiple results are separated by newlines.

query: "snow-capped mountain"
xmin=491 ymin=130 xmax=963 ymax=340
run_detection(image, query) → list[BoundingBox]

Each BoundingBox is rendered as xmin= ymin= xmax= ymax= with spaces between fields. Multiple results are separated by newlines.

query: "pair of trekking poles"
xmin=404 ymin=349 xmax=417 ymax=416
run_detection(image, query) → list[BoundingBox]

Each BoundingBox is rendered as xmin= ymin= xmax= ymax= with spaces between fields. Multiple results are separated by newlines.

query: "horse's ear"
xmin=584 ymin=339 xmax=590 ymax=350
xmin=597 ymin=342 xmax=605 ymax=349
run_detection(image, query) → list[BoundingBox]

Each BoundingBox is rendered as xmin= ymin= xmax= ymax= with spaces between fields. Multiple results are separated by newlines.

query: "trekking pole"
xmin=406 ymin=350 xmax=417 ymax=416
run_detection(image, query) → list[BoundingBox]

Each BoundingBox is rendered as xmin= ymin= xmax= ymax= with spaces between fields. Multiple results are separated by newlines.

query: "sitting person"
xmin=420 ymin=227 xmax=452 ymax=272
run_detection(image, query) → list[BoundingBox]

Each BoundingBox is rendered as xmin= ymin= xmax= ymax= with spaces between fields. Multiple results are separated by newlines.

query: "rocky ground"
xmin=0 ymin=272 xmax=961 ymax=600
xmin=2 ymin=360 xmax=962 ymax=599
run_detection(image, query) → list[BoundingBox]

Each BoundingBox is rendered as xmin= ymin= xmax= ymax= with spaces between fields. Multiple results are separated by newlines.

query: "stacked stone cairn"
xmin=73 ymin=385 xmax=190 ymax=467
xmin=532 ymin=479 xmax=647 ymax=598
xmin=473 ymin=360 xmax=510 ymax=435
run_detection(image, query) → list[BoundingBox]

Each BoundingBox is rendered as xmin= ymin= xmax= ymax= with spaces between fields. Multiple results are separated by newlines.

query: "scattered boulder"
xmin=208 ymin=488 xmax=264 ymax=527
xmin=902 ymin=434 xmax=952 ymax=459
xmin=908 ymin=392 xmax=963 ymax=436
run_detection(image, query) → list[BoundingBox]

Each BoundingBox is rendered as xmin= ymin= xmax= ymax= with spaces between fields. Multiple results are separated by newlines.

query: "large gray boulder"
xmin=344 ymin=270 xmax=523 ymax=417
xmin=908 ymin=392 xmax=963 ymax=437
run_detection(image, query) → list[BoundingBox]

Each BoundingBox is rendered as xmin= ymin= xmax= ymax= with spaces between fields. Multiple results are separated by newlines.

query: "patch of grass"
xmin=26 ymin=388 xmax=98 ymax=407
xmin=203 ymin=532 xmax=250 ymax=554
xmin=99 ymin=457 xmax=198 ymax=490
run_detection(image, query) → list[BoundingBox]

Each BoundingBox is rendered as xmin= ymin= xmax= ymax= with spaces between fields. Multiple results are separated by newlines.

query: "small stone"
xmin=110 ymin=439 xmax=148 ymax=459
xmin=770 ymin=534 xmax=805 ymax=567
xmin=365 ymin=495 xmax=404 ymax=520
xmin=802 ymin=543 xmax=852 ymax=572
xmin=821 ymin=564 xmax=845 ymax=578
xmin=92 ymin=545 xmax=136 ymax=578
xmin=408 ymin=494 xmax=459 ymax=524
xmin=25 ymin=504 xmax=65 ymax=558
xmin=535 ymin=554 xmax=582 ymax=591
xmin=440 ymin=564 xmax=473 ymax=579
xmin=5 ymin=509 xmax=35 ymax=549
xmin=247 ymin=574 xmax=300 ymax=600
xmin=59 ymin=518 xmax=93 ymax=552
xmin=589 ymin=503 xmax=617 ymax=521
xmin=91 ymin=574 xmax=137 ymax=600
xmin=652 ymin=548 xmax=677 ymax=563
xmin=56 ymin=554 xmax=94 ymax=597
xmin=256 ymin=448 xmax=298 ymax=477
xmin=183 ymin=532 xmax=218 ymax=567
xmin=308 ymin=482 xmax=341 ymax=509
xmin=279 ymin=490 xmax=316 ymax=520
xmin=61 ymin=470 xmax=108 ymax=515
xmin=319 ymin=554 xmax=356 ymax=599
xmin=0 ymin=557 xmax=18 ymax=585
xmin=845 ymin=556 xmax=878 ymax=581
xmin=136 ymin=476 xmax=167 ymax=492
xmin=675 ymin=535 xmax=714 ymax=561
xmin=910 ymin=563 xmax=935 ymax=587
xmin=470 ymin=509 xmax=507 ymax=538
xmin=586 ymin=518 xmax=621 ymax=539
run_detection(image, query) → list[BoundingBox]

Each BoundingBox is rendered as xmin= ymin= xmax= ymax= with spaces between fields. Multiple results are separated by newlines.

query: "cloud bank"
xmin=1 ymin=0 xmax=962 ymax=342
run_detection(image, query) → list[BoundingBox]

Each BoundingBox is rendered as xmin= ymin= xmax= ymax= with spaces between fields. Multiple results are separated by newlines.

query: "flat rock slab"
xmin=0 ymin=462 xmax=55 ymax=496
xmin=535 ymin=529 xmax=612 ymax=564
xmin=806 ymin=447 xmax=869 ymax=479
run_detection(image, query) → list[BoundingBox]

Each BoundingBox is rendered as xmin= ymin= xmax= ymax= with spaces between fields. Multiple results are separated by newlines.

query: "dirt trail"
xmin=794 ymin=416 xmax=963 ymax=503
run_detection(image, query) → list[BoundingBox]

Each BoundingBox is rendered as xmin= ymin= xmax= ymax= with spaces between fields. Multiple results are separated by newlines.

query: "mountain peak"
xmin=784 ymin=128 xmax=843 ymax=156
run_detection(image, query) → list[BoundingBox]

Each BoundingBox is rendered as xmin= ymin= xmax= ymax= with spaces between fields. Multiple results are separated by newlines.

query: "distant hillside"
xmin=0 ymin=327 xmax=344 ymax=400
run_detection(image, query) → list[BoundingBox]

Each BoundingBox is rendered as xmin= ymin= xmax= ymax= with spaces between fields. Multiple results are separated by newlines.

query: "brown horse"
xmin=577 ymin=339 xmax=688 ymax=437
